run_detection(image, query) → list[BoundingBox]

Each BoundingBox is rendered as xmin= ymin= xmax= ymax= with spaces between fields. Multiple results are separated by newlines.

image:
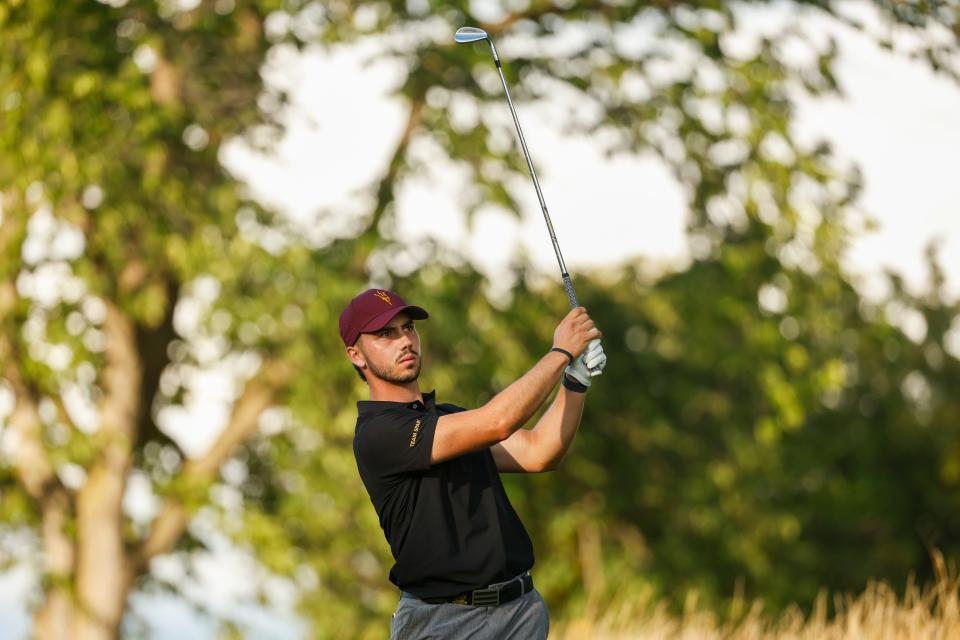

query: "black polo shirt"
xmin=353 ymin=390 xmax=534 ymax=599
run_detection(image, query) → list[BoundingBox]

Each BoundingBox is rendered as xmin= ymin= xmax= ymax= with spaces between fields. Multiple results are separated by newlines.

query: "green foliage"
xmin=525 ymin=241 xmax=960 ymax=616
xmin=1 ymin=0 xmax=959 ymax=638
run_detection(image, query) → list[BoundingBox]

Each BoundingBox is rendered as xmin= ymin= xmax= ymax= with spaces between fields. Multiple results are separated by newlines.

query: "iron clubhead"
xmin=454 ymin=26 xmax=489 ymax=43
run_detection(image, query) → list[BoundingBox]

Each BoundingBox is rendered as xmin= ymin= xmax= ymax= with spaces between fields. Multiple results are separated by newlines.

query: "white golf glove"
xmin=565 ymin=340 xmax=607 ymax=387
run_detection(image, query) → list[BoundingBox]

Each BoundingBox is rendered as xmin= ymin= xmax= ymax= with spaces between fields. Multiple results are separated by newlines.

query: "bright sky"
xmin=2 ymin=3 xmax=959 ymax=639
xmin=224 ymin=2 xmax=960 ymax=304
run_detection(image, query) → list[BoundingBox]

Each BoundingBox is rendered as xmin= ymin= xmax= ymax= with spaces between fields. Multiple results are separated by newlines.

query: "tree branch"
xmin=3 ymin=355 xmax=56 ymax=499
xmin=96 ymin=301 xmax=143 ymax=442
xmin=479 ymin=1 xmax=596 ymax=36
xmin=2 ymin=193 xmax=78 ymax=635
xmin=0 ymin=204 xmax=57 ymax=499
xmin=133 ymin=279 xmax=186 ymax=457
xmin=33 ymin=485 xmax=76 ymax=639
xmin=367 ymin=97 xmax=424 ymax=235
xmin=130 ymin=358 xmax=293 ymax=574
xmin=340 ymin=96 xmax=424 ymax=277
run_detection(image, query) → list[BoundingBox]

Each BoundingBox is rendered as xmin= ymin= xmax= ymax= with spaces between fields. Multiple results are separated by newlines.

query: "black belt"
xmin=411 ymin=573 xmax=534 ymax=607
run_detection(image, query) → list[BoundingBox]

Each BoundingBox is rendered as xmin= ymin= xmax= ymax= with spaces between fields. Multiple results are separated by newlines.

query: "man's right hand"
xmin=553 ymin=307 xmax=602 ymax=358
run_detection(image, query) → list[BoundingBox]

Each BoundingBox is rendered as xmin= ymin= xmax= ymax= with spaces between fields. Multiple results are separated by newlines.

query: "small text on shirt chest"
xmin=409 ymin=419 xmax=421 ymax=447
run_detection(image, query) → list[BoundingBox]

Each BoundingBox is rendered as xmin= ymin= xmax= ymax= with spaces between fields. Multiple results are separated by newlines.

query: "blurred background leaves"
xmin=1 ymin=0 xmax=959 ymax=638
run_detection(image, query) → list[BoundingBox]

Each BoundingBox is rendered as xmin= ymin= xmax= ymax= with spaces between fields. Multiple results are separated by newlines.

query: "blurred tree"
xmin=0 ymin=1 xmax=315 ymax=638
xmin=522 ymin=232 xmax=960 ymax=617
xmin=1 ymin=1 xmax=959 ymax=640
xmin=281 ymin=0 xmax=960 ymax=630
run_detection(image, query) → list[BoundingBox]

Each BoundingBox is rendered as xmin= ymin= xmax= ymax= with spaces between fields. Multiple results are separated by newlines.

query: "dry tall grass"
xmin=550 ymin=552 xmax=959 ymax=639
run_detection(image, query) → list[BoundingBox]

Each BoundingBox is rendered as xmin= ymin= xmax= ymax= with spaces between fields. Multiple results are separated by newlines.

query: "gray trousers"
xmin=389 ymin=589 xmax=550 ymax=639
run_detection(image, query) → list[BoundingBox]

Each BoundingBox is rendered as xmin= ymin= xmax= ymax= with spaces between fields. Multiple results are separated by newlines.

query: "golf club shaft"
xmin=485 ymin=38 xmax=602 ymax=372
xmin=486 ymin=41 xmax=572 ymax=292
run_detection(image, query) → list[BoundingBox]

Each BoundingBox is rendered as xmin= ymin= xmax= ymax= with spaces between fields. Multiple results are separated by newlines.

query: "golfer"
xmin=340 ymin=288 xmax=606 ymax=639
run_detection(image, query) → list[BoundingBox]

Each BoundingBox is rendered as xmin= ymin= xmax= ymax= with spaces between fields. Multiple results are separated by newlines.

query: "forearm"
xmin=529 ymin=385 xmax=586 ymax=470
xmin=482 ymin=350 xmax=569 ymax=439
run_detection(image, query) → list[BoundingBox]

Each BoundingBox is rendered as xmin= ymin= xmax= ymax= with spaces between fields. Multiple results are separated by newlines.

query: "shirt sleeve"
xmin=355 ymin=410 xmax=438 ymax=477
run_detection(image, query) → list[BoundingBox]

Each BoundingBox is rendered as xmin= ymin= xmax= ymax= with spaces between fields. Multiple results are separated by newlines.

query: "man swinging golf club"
xmin=341 ymin=288 xmax=606 ymax=639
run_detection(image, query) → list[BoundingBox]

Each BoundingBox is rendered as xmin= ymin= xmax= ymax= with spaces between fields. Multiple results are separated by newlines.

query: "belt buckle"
xmin=471 ymin=587 xmax=500 ymax=607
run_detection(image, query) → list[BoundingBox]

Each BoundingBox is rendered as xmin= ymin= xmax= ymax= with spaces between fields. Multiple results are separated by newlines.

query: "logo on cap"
xmin=338 ymin=288 xmax=430 ymax=347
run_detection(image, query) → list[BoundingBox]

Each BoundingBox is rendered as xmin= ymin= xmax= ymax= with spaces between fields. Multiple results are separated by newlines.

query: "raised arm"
xmin=491 ymin=340 xmax=606 ymax=473
xmin=430 ymin=307 xmax=600 ymax=465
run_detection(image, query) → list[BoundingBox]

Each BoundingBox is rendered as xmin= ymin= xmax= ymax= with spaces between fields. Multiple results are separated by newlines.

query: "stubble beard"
xmin=365 ymin=351 xmax=421 ymax=384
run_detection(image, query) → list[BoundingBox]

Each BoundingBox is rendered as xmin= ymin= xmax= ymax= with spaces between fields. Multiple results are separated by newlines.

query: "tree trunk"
xmin=72 ymin=304 xmax=141 ymax=640
xmin=33 ymin=487 xmax=76 ymax=640
xmin=73 ymin=452 xmax=133 ymax=640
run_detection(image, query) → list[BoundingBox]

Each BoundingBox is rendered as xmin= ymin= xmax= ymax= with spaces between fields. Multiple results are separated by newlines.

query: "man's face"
xmin=349 ymin=312 xmax=421 ymax=384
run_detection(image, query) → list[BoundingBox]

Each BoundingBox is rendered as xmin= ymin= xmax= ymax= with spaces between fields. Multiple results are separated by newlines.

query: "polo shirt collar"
xmin=358 ymin=389 xmax=437 ymax=415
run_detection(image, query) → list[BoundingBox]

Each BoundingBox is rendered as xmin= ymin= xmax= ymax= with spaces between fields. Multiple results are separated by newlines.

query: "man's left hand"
xmin=565 ymin=341 xmax=607 ymax=387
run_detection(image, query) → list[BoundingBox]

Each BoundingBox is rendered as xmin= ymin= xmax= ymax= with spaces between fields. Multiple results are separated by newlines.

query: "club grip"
xmin=562 ymin=273 xmax=603 ymax=376
xmin=562 ymin=273 xmax=579 ymax=309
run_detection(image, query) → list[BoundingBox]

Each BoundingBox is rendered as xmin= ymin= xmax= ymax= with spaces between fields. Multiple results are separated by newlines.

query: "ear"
xmin=346 ymin=343 xmax=366 ymax=369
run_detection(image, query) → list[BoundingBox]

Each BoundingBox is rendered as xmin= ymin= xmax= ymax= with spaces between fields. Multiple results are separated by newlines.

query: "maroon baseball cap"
xmin=339 ymin=288 xmax=429 ymax=347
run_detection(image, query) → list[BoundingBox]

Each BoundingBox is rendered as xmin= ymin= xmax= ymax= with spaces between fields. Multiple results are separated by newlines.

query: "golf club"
xmin=455 ymin=26 xmax=603 ymax=375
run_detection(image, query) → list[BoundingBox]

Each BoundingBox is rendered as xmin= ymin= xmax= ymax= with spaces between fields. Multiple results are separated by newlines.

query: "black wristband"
xmin=550 ymin=347 xmax=575 ymax=365
xmin=562 ymin=374 xmax=588 ymax=393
